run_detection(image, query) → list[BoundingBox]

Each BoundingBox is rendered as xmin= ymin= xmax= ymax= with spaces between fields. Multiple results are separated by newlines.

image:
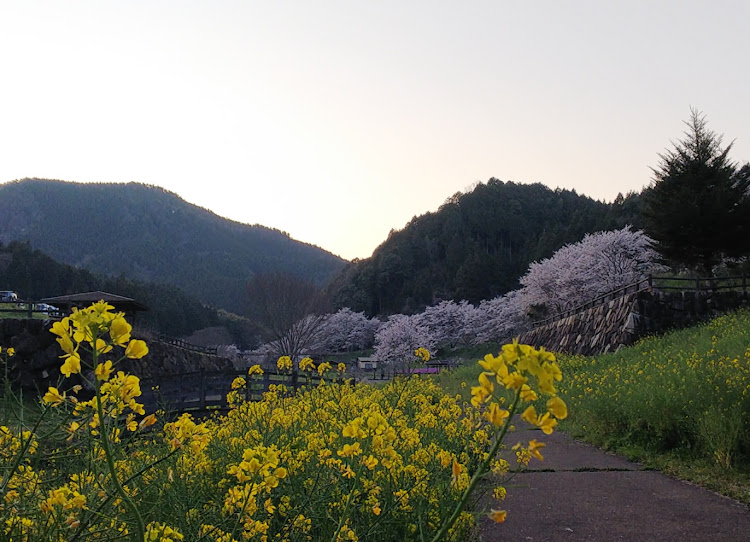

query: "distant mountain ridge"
xmin=0 ymin=178 xmax=346 ymax=315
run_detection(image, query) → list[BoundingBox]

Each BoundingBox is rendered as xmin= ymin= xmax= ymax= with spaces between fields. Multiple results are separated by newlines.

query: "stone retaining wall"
xmin=518 ymin=289 xmax=750 ymax=356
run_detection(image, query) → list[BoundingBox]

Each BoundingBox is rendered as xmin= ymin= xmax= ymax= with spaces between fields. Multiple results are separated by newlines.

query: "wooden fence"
xmin=139 ymin=369 xmax=353 ymax=415
xmin=138 ymin=361 xmax=457 ymax=413
xmin=364 ymin=360 xmax=456 ymax=381
xmin=531 ymin=273 xmax=749 ymax=328
xmin=531 ymin=276 xmax=652 ymax=328
xmin=0 ymin=301 xmax=61 ymax=318
xmin=649 ymin=274 xmax=748 ymax=292
xmin=153 ymin=333 xmax=219 ymax=356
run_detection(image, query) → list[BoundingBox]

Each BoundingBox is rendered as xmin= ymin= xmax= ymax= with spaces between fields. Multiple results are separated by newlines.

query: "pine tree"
xmin=644 ymin=109 xmax=750 ymax=275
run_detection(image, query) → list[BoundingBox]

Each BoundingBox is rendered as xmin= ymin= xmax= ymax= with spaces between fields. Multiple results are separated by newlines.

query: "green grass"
xmin=428 ymin=311 xmax=750 ymax=505
xmin=425 ymin=343 xmax=502 ymax=399
xmin=0 ymin=302 xmax=53 ymax=319
xmin=557 ymin=308 xmax=750 ymax=504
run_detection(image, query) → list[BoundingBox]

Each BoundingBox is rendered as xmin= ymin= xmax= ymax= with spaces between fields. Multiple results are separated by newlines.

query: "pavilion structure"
xmin=39 ymin=291 xmax=148 ymax=318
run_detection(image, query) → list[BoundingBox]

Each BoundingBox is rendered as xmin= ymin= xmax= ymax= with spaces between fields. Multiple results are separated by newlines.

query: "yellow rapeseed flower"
xmin=231 ymin=377 xmax=246 ymax=390
xmin=528 ymin=439 xmax=546 ymax=461
xmin=94 ymin=360 xmax=114 ymax=381
xmin=124 ymin=339 xmax=148 ymax=359
xmin=43 ymin=387 xmax=66 ymax=406
xmin=519 ymin=384 xmax=538 ymax=402
xmin=451 ymin=460 xmax=462 ymax=487
xmin=60 ymin=352 xmax=82 ymax=377
xmin=139 ymin=413 xmax=158 ymax=430
xmin=95 ymin=338 xmax=112 ymax=355
xmin=546 ymin=396 xmax=568 ymax=419
xmin=521 ymin=405 xmax=558 ymax=435
xmin=247 ymin=364 xmax=264 ymax=376
xmin=484 ymin=403 xmax=509 ymax=428
xmin=488 ymin=508 xmax=507 ymax=523
xmin=414 ymin=347 xmax=431 ymax=362
xmin=109 ymin=315 xmax=132 ymax=346
xmin=300 ymin=357 xmax=315 ymax=371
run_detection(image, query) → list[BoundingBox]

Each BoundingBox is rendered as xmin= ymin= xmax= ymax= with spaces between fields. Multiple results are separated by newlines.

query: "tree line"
xmin=0 ymin=240 xmax=254 ymax=342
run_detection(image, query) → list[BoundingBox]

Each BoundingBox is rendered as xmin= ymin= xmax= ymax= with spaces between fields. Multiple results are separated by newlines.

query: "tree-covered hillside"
xmin=0 ymin=240 xmax=224 ymax=337
xmin=329 ymin=179 xmax=642 ymax=315
xmin=0 ymin=179 xmax=346 ymax=315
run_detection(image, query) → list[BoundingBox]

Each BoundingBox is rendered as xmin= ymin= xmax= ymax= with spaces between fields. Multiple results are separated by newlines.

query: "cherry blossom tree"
xmin=471 ymin=290 xmax=528 ymax=345
xmin=519 ymin=226 xmax=662 ymax=320
xmin=314 ymin=308 xmax=380 ymax=353
xmin=413 ymin=300 xmax=478 ymax=349
xmin=374 ymin=314 xmax=436 ymax=368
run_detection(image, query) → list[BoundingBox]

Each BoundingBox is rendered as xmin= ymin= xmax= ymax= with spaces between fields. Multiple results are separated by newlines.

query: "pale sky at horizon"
xmin=2 ymin=1 xmax=749 ymax=261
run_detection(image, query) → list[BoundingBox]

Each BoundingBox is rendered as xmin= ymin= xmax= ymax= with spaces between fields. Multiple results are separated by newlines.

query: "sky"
xmin=1 ymin=1 xmax=749 ymax=261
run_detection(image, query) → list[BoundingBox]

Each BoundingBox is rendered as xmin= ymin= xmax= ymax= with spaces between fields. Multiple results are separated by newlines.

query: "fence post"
xmin=291 ymin=369 xmax=298 ymax=393
xmin=199 ymin=368 xmax=206 ymax=410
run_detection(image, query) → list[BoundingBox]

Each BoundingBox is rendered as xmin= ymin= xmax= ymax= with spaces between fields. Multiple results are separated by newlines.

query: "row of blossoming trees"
xmin=251 ymin=227 xmax=661 ymax=365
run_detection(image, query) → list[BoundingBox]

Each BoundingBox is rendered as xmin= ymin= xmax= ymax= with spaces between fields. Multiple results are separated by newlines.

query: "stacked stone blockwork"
xmin=518 ymin=289 xmax=750 ymax=356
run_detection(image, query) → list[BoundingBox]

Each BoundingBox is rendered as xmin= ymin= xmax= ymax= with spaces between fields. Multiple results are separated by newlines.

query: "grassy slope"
xmin=430 ymin=310 xmax=750 ymax=505
xmin=556 ymin=308 xmax=750 ymax=504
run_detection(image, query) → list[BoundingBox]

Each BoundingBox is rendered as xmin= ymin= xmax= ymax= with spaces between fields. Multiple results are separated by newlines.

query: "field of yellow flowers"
xmin=0 ymin=303 xmax=567 ymax=541
xmin=557 ymin=308 xmax=750 ymax=474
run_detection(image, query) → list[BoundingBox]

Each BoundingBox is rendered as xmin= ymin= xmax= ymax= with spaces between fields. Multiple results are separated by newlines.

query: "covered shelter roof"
xmin=39 ymin=291 xmax=148 ymax=313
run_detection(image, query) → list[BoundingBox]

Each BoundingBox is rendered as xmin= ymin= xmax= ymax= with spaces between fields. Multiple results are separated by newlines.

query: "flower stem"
xmin=430 ymin=390 xmax=522 ymax=542
xmin=93 ymin=349 xmax=145 ymax=540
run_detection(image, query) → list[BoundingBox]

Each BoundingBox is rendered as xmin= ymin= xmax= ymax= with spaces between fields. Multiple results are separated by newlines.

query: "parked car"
xmin=36 ymin=303 xmax=59 ymax=314
xmin=0 ymin=291 xmax=19 ymax=302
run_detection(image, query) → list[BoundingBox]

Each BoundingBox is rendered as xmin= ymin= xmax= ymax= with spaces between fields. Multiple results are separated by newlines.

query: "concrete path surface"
xmin=476 ymin=429 xmax=750 ymax=542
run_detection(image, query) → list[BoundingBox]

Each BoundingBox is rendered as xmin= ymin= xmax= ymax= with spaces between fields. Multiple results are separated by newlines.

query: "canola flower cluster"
xmin=1 ymin=302 xmax=156 ymax=540
xmin=0 ymin=303 xmax=566 ymax=541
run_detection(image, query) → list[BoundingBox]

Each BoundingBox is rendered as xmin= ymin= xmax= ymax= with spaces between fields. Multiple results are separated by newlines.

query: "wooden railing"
xmin=364 ymin=360 xmax=456 ymax=381
xmin=649 ymin=274 xmax=748 ymax=292
xmin=531 ymin=276 xmax=653 ymax=328
xmin=139 ymin=369 xmax=353 ymax=414
xmin=153 ymin=333 xmax=219 ymax=356
xmin=530 ymin=273 xmax=749 ymax=329
xmin=140 ymin=360 xmax=455 ymax=413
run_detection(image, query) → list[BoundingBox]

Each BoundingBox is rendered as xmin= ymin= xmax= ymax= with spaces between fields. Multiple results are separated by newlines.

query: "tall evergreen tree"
xmin=644 ymin=109 xmax=750 ymax=275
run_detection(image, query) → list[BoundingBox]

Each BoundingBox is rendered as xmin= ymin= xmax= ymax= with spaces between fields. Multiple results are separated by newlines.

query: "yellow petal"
xmin=547 ymin=396 xmax=568 ymax=419
xmin=520 ymin=405 xmax=537 ymax=425
xmin=109 ymin=316 xmax=132 ymax=346
xmin=124 ymin=340 xmax=149 ymax=359
xmin=61 ymin=353 xmax=82 ymax=377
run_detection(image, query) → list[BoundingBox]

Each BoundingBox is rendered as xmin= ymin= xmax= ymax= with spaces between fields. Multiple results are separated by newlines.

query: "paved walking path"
xmin=477 ymin=428 xmax=750 ymax=542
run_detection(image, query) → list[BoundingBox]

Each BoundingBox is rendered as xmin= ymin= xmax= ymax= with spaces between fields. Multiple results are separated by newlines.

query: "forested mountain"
xmin=0 ymin=179 xmax=346 ymax=315
xmin=329 ymin=179 xmax=642 ymax=315
xmin=0 ymin=240 xmax=232 ymax=338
